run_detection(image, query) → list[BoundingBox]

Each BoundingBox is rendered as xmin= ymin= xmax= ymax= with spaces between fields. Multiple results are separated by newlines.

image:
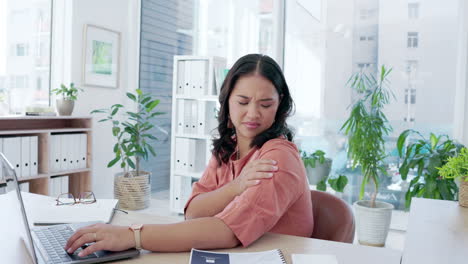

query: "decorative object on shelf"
xmin=51 ymin=83 xmax=83 ymax=116
xmin=91 ymin=89 xmax=164 ymax=210
xmin=341 ymin=65 xmax=394 ymax=247
xmin=397 ymin=130 xmax=463 ymax=208
xmin=437 ymin=147 xmax=468 ymax=207
xmin=82 ymin=24 xmax=121 ymax=89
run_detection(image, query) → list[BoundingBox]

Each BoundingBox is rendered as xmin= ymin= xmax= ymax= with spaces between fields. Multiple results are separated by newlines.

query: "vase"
xmin=56 ymin=99 xmax=75 ymax=116
xmin=306 ymin=158 xmax=332 ymax=185
xmin=354 ymin=200 xmax=393 ymax=247
xmin=114 ymin=171 xmax=151 ymax=210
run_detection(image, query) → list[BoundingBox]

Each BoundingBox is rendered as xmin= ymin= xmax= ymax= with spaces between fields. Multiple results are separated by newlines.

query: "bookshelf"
xmin=0 ymin=116 xmax=92 ymax=197
xmin=170 ymin=56 xmax=226 ymax=213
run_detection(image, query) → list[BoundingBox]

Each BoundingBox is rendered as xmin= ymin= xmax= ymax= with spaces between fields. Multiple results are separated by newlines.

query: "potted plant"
xmin=397 ymin=130 xmax=463 ymax=208
xmin=437 ymin=147 xmax=468 ymax=207
xmin=300 ymin=150 xmax=332 ymax=185
xmin=51 ymin=83 xmax=83 ymax=116
xmin=91 ymin=89 xmax=163 ymax=210
xmin=341 ymin=65 xmax=394 ymax=247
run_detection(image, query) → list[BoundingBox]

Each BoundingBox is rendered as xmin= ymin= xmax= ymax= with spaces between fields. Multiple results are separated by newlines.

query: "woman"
xmin=65 ymin=54 xmax=313 ymax=257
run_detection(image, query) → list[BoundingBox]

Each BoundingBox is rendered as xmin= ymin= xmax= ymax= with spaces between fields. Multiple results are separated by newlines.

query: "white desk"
xmin=402 ymin=198 xmax=468 ymax=264
xmin=1 ymin=192 xmax=402 ymax=264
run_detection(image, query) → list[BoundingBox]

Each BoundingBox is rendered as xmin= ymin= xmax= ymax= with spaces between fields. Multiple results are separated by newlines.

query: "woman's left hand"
xmin=65 ymin=223 xmax=135 ymax=257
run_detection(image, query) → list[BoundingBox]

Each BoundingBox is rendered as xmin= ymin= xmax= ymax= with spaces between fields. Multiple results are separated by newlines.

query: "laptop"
xmin=0 ymin=153 xmax=140 ymax=264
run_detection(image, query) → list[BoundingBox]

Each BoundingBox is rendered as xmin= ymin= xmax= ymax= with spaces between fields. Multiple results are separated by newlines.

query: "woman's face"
xmin=228 ymin=74 xmax=280 ymax=144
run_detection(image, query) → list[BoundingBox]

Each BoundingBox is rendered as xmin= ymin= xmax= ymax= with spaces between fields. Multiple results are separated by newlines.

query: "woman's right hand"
xmin=231 ymin=159 xmax=278 ymax=195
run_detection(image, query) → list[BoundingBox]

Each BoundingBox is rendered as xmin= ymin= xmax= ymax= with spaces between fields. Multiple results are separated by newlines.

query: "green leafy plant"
xmin=397 ymin=130 xmax=463 ymax=208
xmin=301 ymin=149 xmax=326 ymax=169
xmin=317 ymin=174 xmax=349 ymax=193
xmin=438 ymin=147 xmax=468 ymax=181
xmin=341 ymin=65 xmax=394 ymax=207
xmin=51 ymin=83 xmax=83 ymax=101
xmin=91 ymin=89 xmax=164 ymax=177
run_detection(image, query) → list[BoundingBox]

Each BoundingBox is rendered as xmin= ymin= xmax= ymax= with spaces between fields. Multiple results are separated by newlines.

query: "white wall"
xmin=53 ymin=0 xmax=140 ymax=198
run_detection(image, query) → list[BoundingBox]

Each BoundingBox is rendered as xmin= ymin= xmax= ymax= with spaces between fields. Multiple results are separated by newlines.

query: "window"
xmin=360 ymin=8 xmax=377 ymax=20
xmin=407 ymin=32 xmax=419 ymax=48
xmin=408 ymin=3 xmax=420 ymax=19
xmin=0 ymin=0 xmax=52 ymax=114
xmin=284 ymin=0 xmax=462 ymax=216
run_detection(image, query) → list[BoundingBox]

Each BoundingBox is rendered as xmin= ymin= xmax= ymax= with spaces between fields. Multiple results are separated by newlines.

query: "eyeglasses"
xmin=56 ymin=191 xmax=97 ymax=206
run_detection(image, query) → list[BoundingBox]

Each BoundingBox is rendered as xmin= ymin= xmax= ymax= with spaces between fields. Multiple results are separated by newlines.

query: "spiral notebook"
xmin=190 ymin=248 xmax=286 ymax=264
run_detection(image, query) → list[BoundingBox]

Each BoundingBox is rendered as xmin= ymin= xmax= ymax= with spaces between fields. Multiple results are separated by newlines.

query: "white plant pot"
xmin=114 ymin=171 xmax=151 ymax=210
xmin=354 ymin=200 xmax=393 ymax=247
xmin=56 ymin=99 xmax=75 ymax=116
xmin=306 ymin=158 xmax=332 ymax=185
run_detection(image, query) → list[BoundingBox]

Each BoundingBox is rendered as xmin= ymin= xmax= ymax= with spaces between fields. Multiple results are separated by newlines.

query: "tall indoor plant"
xmin=52 ymin=83 xmax=83 ymax=116
xmin=341 ymin=65 xmax=394 ymax=247
xmin=397 ymin=130 xmax=462 ymax=208
xmin=91 ymin=89 xmax=163 ymax=209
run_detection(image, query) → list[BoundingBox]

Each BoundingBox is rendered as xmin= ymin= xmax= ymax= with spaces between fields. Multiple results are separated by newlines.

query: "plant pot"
xmin=459 ymin=179 xmax=468 ymax=207
xmin=56 ymin=99 xmax=75 ymax=116
xmin=354 ymin=200 xmax=393 ymax=247
xmin=306 ymin=158 xmax=332 ymax=185
xmin=114 ymin=171 xmax=151 ymax=210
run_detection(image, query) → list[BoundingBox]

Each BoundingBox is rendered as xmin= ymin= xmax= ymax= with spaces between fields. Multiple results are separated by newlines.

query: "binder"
xmin=177 ymin=99 xmax=185 ymax=134
xmin=184 ymin=60 xmax=192 ymax=96
xmin=173 ymin=175 xmax=181 ymax=211
xmin=184 ymin=100 xmax=193 ymax=134
xmin=3 ymin=137 xmax=21 ymax=177
xmin=187 ymin=139 xmax=206 ymax=173
xmin=50 ymin=135 xmax=61 ymax=172
xmin=72 ymin=134 xmax=80 ymax=170
xmin=30 ymin=136 xmax=38 ymax=176
xmin=19 ymin=182 xmax=30 ymax=192
xmin=197 ymin=101 xmax=206 ymax=135
xmin=190 ymin=99 xmax=198 ymax=134
xmin=175 ymin=137 xmax=185 ymax=172
xmin=176 ymin=60 xmax=186 ymax=95
xmin=0 ymin=138 xmax=3 ymax=180
xmin=20 ymin=137 xmax=31 ymax=178
xmin=80 ymin=133 xmax=87 ymax=169
xmin=61 ymin=134 xmax=70 ymax=170
xmin=191 ymin=60 xmax=201 ymax=97
xmin=198 ymin=60 xmax=209 ymax=96
xmin=61 ymin=175 xmax=69 ymax=193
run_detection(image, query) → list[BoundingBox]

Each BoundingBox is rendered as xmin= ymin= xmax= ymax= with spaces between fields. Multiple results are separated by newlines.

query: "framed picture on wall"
xmin=82 ymin=24 xmax=121 ymax=88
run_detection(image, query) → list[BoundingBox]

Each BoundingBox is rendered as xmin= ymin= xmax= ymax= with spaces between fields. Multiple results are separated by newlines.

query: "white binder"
xmin=187 ymin=139 xmax=206 ymax=173
xmin=80 ymin=133 xmax=88 ymax=169
xmin=184 ymin=100 xmax=193 ymax=134
xmin=0 ymin=137 xmax=3 ymax=180
xmin=191 ymin=60 xmax=201 ymax=97
xmin=61 ymin=175 xmax=69 ymax=193
xmin=72 ymin=134 xmax=79 ymax=170
xmin=20 ymin=137 xmax=31 ymax=178
xmin=197 ymin=60 xmax=209 ymax=96
xmin=176 ymin=60 xmax=186 ymax=95
xmin=30 ymin=136 xmax=38 ymax=176
xmin=3 ymin=137 xmax=21 ymax=177
xmin=190 ymin=99 xmax=198 ymax=134
xmin=177 ymin=99 xmax=185 ymax=134
xmin=184 ymin=60 xmax=193 ymax=97
xmin=175 ymin=137 xmax=185 ymax=172
xmin=50 ymin=135 xmax=61 ymax=172
xmin=172 ymin=175 xmax=181 ymax=211
xmin=60 ymin=134 xmax=69 ymax=171
xmin=19 ymin=182 xmax=30 ymax=192
xmin=197 ymin=101 xmax=206 ymax=135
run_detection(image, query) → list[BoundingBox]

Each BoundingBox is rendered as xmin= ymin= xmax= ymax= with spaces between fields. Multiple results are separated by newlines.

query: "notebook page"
xmin=292 ymin=254 xmax=338 ymax=264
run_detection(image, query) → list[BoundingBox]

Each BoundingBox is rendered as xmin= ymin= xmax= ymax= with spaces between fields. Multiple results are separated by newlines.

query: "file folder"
xmin=20 ymin=136 xmax=31 ymax=178
xmin=50 ymin=135 xmax=61 ymax=172
xmin=184 ymin=100 xmax=193 ymax=134
xmin=184 ymin=60 xmax=192 ymax=96
xmin=175 ymin=137 xmax=185 ymax=172
xmin=173 ymin=175 xmax=181 ymax=211
xmin=30 ymin=136 xmax=38 ymax=176
xmin=80 ymin=133 xmax=88 ymax=169
xmin=61 ymin=175 xmax=69 ymax=193
xmin=3 ymin=137 xmax=21 ymax=177
xmin=177 ymin=60 xmax=186 ymax=95
xmin=177 ymin=99 xmax=185 ymax=134
xmin=190 ymin=99 xmax=198 ymax=134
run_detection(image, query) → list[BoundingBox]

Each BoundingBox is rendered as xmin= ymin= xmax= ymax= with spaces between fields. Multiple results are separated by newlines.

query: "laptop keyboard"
xmin=33 ymin=225 xmax=98 ymax=263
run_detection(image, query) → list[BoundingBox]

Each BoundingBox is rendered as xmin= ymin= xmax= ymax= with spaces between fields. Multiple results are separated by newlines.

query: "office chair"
xmin=310 ymin=190 xmax=355 ymax=243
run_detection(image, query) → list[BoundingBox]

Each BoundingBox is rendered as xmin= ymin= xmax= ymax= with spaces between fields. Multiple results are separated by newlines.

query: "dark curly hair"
xmin=212 ymin=54 xmax=295 ymax=166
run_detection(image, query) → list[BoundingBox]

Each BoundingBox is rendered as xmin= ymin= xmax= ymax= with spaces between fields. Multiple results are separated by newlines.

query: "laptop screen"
xmin=1 ymin=153 xmax=39 ymax=264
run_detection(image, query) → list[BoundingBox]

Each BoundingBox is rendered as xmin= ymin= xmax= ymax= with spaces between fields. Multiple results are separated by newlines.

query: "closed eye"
xmin=261 ymin=105 xmax=272 ymax=108
xmin=238 ymin=102 xmax=248 ymax=105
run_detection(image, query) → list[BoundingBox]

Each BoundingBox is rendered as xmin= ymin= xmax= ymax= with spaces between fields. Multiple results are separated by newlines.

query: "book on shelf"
xmin=25 ymin=111 xmax=57 ymax=116
xmin=190 ymin=249 xmax=286 ymax=264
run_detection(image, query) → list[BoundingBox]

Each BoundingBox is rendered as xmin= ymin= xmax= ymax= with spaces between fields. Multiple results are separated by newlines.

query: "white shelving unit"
xmin=170 ymin=56 xmax=226 ymax=214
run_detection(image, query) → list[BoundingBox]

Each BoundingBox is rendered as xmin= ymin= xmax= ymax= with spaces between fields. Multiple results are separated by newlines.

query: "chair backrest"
xmin=310 ymin=190 xmax=355 ymax=243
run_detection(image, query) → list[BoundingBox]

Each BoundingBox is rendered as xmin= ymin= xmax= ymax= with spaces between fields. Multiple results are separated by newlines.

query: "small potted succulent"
xmin=51 ymin=83 xmax=83 ymax=116
xmin=438 ymin=147 xmax=468 ymax=207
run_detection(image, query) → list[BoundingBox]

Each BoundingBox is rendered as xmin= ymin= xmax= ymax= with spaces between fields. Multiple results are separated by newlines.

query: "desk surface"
xmin=402 ymin=198 xmax=468 ymax=264
xmin=110 ymin=211 xmax=402 ymax=264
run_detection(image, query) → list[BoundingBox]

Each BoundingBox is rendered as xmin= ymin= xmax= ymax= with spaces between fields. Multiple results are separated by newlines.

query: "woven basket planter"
xmin=114 ymin=171 xmax=151 ymax=210
xmin=459 ymin=179 xmax=468 ymax=207
xmin=354 ymin=200 xmax=393 ymax=247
